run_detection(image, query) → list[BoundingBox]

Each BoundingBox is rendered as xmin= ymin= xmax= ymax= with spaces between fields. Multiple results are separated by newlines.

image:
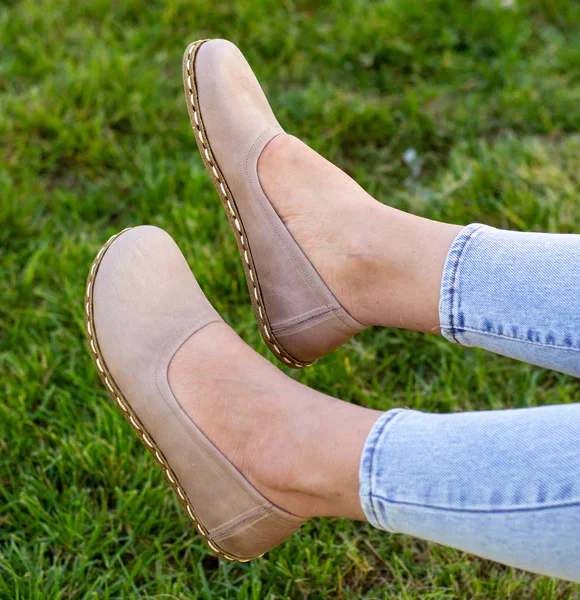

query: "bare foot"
xmin=258 ymin=134 xmax=462 ymax=332
xmin=168 ymin=321 xmax=380 ymax=521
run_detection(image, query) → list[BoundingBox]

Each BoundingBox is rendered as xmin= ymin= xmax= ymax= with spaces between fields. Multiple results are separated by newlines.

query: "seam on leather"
xmin=154 ymin=319 xmax=270 ymax=509
xmin=210 ymin=506 xmax=269 ymax=540
xmin=271 ymin=305 xmax=337 ymax=332
xmin=213 ymin=505 xmax=304 ymax=541
xmin=245 ymin=129 xmax=359 ymax=331
xmin=272 ymin=307 xmax=341 ymax=335
xmin=273 ymin=306 xmax=361 ymax=337
xmin=208 ymin=505 xmax=267 ymax=536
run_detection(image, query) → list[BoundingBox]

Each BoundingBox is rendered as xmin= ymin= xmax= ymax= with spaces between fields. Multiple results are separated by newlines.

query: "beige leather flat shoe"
xmin=85 ymin=225 xmax=305 ymax=562
xmin=183 ymin=39 xmax=364 ymax=369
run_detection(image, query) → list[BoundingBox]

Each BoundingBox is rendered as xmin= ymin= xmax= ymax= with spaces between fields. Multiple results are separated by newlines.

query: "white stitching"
xmin=186 ymin=504 xmax=197 ymax=521
xmin=186 ymin=41 xmax=304 ymax=369
xmin=85 ymin=207 xmax=242 ymax=562
xmin=129 ymin=415 xmax=141 ymax=431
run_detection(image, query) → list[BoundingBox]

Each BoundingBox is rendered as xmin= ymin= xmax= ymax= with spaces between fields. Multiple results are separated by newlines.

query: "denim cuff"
xmin=359 ymin=408 xmax=406 ymax=530
xmin=439 ymin=223 xmax=488 ymax=345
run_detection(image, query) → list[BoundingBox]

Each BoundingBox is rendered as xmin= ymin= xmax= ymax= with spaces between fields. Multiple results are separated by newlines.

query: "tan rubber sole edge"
xmin=84 ymin=228 xmax=258 ymax=563
xmin=183 ymin=40 xmax=313 ymax=370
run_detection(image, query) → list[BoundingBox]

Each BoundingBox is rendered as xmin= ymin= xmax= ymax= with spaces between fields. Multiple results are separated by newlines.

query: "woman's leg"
xmin=258 ymin=133 xmax=462 ymax=333
xmin=360 ymin=405 xmax=580 ymax=583
xmin=260 ymin=134 xmax=580 ymax=377
xmin=168 ymin=322 xmax=381 ymax=523
xmin=440 ymin=223 xmax=580 ymax=377
xmin=169 ymin=322 xmax=580 ymax=582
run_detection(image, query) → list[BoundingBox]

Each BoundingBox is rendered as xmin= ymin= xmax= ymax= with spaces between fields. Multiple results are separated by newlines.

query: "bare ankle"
xmin=258 ymin=132 xmax=461 ymax=333
xmin=360 ymin=213 xmax=462 ymax=331
xmin=250 ymin=393 xmax=380 ymax=521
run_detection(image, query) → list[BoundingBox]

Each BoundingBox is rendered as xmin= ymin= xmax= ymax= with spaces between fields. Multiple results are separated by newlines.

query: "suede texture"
xmin=91 ymin=226 xmax=305 ymax=559
xmin=191 ymin=39 xmax=364 ymax=363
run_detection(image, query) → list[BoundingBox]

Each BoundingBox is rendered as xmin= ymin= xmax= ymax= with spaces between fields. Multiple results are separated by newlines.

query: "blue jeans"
xmin=359 ymin=224 xmax=580 ymax=582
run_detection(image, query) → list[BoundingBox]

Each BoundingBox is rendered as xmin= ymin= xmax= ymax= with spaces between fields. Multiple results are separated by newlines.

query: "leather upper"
xmin=91 ymin=226 xmax=304 ymax=559
xmin=191 ymin=40 xmax=364 ymax=363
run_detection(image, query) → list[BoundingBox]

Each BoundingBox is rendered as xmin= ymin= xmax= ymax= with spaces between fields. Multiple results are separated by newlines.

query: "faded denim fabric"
xmin=440 ymin=223 xmax=580 ymax=378
xmin=359 ymin=224 xmax=580 ymax=581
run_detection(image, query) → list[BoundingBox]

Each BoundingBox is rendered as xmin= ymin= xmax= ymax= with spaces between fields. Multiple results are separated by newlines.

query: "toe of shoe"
xmin=89 ymin=225 xmax=220 ymax=393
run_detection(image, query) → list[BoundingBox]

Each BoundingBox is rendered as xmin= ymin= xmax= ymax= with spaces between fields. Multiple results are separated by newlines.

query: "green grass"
xmin=2 ymin=0 xmax=580 ymax=597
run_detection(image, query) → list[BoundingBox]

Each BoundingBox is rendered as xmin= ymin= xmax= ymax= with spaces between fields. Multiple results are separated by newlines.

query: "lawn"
xmin=2 ymin=0 xmax=580 ymax=597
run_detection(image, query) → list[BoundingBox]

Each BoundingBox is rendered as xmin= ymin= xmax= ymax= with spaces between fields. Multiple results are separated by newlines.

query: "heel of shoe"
xmin=273 ymin=308 xmax=364 ymax=364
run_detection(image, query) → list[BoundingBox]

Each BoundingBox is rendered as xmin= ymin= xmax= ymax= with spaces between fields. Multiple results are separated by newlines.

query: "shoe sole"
xmin=182 ymin=40 xmax=313 ymax=370
xmin=84 ymin=228 xmax=256 ymax=563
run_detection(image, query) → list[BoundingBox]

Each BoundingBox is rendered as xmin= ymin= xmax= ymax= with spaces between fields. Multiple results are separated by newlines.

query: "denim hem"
xmin=439 ymin=223 xmax=488 ymax=345
xmin=359 ymin=408 xmax=406 ymax=531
